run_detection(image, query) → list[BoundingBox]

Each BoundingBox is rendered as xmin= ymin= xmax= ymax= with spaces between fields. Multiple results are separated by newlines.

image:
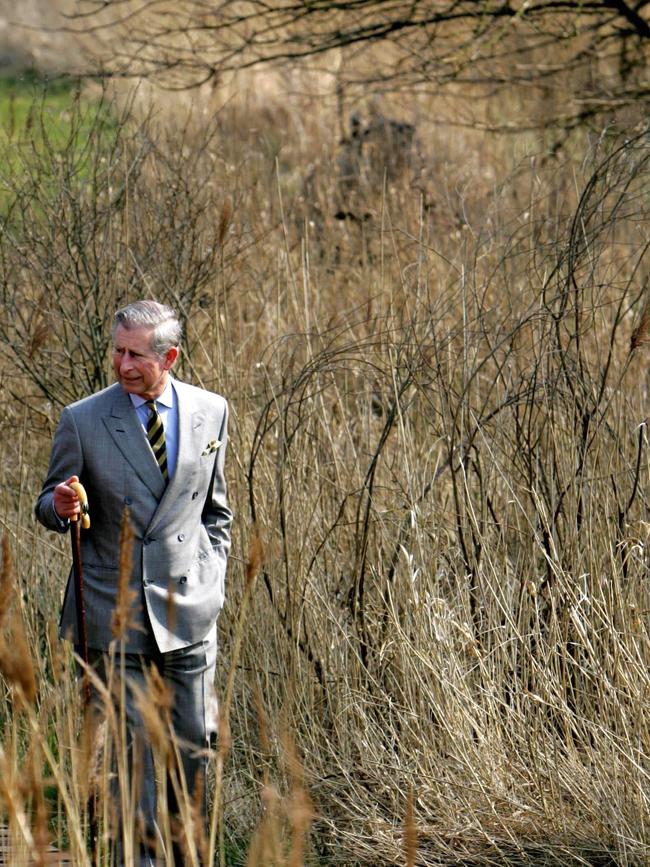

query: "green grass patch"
xmin=0 ymin=72 xmax=102 ymax=142
xmin=0 ymin=71 xmax=118 ymax=216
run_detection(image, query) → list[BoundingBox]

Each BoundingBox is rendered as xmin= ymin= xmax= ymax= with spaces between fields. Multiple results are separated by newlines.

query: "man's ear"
xmin=164 ymin=346 xmax=179 ymax=370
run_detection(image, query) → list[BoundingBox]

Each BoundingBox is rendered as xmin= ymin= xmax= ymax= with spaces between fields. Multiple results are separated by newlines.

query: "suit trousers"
xmin=83 ymin=631 xmax=218 ymax=866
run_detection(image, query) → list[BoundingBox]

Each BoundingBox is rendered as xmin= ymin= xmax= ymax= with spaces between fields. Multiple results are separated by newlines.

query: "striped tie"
xmin=145 ymin=400 xmax=168 ymax=481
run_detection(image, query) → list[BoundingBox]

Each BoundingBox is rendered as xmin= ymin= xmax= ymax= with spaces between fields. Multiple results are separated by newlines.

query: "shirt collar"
xmin=129 ymin=378 xmax=175 ymax=410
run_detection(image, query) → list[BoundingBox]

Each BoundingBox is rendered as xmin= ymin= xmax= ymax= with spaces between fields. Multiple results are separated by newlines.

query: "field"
xmin=1 ymin=7 xmax=650 ymax=866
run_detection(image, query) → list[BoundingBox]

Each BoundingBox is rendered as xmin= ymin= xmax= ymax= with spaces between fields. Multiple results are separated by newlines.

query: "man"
xmin=36 ymin=299 xmax=233 ymax=865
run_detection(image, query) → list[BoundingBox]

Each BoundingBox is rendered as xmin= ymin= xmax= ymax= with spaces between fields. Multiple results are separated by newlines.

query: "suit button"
xmin=177 ymin=533 xmax=185 ymax=542
xmin=143 ymin=537 xmax=150 ymax=546
xmin=191 ymin=492 xmax=199 ymax=500
xmin=179 ymin=576 xmax=187 ymax=585
xmin=124 ymin=496 xmax=133 ymax=506
xmin=143 ymin=578 xmax=149 ymax=587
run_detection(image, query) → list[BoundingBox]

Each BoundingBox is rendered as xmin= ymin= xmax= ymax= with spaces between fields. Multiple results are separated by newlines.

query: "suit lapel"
xmin=102 ymin=386 xmax=166 ymax=500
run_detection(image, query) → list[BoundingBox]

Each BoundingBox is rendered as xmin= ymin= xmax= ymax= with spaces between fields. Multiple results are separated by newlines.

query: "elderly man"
xmin=36 ymin=299 xmax=233 ymax=866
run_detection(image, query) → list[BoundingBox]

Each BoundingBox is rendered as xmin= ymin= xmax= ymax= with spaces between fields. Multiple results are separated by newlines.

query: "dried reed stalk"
xmin=166 ymin=575 xmax=177 ymax=635
xmin=282 ymin=729 xmax=314 ymax=867
xmin=132 ymin=663 xmax=173 ymax=760
xmin=218 ymin=198 xmax=233 ymax=248
xmin=404 ymin=788 xmax=417 ymax=867
xmin=246 ymin=530 xmax=264 ymax=591
xmin=0 ymin=615 xmax=37 ymax=707
xmin=111 ymin=507 xmax=137 ymax=641
xmin=0 ymin=535 xmax=12 ymax=630
xmin=630 ymin=294 xmax=650 ymax=351
xmin=23 ymin=744 xmax=51 ymax=867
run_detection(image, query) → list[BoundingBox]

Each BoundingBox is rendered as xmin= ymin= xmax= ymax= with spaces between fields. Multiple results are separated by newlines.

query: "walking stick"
xmin=69 ymin=481 xmax=98 ymax=865
xmin=69 ymin=481 xmax=91 ymax=705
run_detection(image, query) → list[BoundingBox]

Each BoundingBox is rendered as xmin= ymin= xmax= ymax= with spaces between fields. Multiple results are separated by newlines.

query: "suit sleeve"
xmin=35 ymin=408 xmax=84 ymax=533
xmin=202 ymin=399 xmax=233 ymax=564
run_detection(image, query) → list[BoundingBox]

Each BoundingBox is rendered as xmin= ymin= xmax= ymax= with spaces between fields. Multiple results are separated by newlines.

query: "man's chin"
xmin=120 ymin=380 xmax=143 ymax=394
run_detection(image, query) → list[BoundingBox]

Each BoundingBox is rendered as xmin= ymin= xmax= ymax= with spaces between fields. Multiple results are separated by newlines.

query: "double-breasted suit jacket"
xmin=36 ymin=379 xmax=233 ymax=653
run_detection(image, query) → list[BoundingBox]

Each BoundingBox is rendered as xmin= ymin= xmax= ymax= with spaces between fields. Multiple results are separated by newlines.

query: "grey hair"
xmin=112 ymin=300 xmax=182 ymax=355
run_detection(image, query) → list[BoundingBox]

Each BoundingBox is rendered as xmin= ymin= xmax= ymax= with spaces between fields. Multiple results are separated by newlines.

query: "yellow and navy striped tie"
xmin=145 ymin=400 xmax=168 ymax=482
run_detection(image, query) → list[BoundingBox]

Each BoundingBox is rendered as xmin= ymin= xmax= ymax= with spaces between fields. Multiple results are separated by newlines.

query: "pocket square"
xmin=201 ymin=439 xmax=221 ymax=456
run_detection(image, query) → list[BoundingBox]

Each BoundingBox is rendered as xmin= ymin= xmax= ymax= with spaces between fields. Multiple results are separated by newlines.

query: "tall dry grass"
xmin=0 ymin=65 xmax=650 ymax=867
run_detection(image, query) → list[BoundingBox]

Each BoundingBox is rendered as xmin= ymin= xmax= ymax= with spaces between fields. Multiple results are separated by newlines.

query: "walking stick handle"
xmin=69 ymin=481 xmax=90 ymax=529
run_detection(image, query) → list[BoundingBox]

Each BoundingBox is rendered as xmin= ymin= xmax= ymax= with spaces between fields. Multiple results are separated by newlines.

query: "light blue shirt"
xmin=129 ymin=379 xmax=179 ymax=479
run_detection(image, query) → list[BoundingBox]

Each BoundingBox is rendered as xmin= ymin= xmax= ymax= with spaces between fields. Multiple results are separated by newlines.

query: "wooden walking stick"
xmin=69 ymin=481 xmax=98 ymax=865
xmin=69 ymin=481 xmax=91 ymax=704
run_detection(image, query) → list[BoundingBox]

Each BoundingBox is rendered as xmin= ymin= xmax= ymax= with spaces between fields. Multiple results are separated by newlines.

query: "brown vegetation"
xmin=65 ymin=0 xmax=650 ymax=135
xmin=1 ymin=5 xmax=650 ymax=865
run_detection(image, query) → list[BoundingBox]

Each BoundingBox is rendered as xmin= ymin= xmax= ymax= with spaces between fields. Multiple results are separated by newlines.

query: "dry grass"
xmin=1 ymin=21 xmax=650 ymax=865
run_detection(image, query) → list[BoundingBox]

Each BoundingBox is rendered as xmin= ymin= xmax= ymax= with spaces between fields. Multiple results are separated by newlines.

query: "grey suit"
xmin=36 ymin=378 xmax=233 ymax=866
xmin=36 ymin=379 xmax=232 ymax=653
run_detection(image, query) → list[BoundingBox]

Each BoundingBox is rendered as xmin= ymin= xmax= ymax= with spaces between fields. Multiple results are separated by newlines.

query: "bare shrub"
xmin=65 ymin=1 xmax=650 ymax=134
xmin=0 ymin=86 xmax=246 ymax=412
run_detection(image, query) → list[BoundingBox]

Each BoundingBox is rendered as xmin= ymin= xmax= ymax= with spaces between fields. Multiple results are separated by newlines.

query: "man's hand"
xmin=53 ymin=475 xmax=81 ymax=520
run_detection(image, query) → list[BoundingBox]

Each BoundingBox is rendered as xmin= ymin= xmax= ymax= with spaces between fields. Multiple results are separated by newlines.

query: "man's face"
xmin=112 ymin=324 xmax=178 ymax=400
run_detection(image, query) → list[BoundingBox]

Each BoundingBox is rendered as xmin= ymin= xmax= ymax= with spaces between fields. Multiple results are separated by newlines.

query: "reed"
xmin=1 ymin=46 xmax=650 ymax=867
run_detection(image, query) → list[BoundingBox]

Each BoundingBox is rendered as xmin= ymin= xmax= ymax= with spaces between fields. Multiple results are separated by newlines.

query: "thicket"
xmin=1 ymin=60 xmax=650 ymax=865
